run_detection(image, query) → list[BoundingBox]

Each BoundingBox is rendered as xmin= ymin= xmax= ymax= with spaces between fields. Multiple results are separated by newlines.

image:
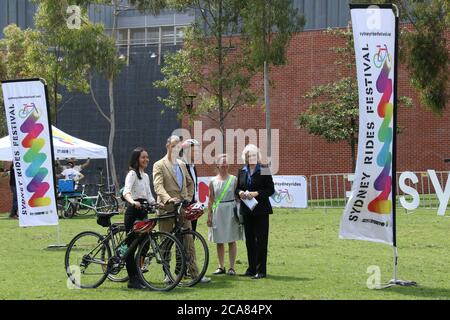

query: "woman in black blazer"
xmin=235 ymin=144 xmax=275 ymax=279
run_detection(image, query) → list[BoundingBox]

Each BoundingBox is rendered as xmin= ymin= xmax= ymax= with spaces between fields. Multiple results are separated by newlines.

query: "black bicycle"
xmin=64 ymin=203 xmax=186 ymax=291
xmin=161 ymin=201 xmax=209 ymax=287
xmin=105 ymin=200 xmax=209 ymax=287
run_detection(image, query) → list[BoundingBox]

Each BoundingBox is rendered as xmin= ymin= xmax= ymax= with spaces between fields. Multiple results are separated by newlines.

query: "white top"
xmin=123 ymin=170 xmax=154 ymax=202
xmin=61 ymin=168 xmax=82 ymax=180
xmin=62 ymin=165 xmax=82 ymax=172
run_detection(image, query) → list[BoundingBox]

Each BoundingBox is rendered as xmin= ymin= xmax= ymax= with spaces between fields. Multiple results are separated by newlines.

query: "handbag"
xmin=233 ymin=202 xmax=244 ymax=225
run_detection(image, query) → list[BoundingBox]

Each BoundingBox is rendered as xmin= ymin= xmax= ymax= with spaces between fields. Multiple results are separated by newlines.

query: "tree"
xmin=154 ymin=0 xmax=258 ymax=151
xmin=297 ymin=28 xmax=412 ymax=172
xmin=0 ymin=24 xmax=83 ymax=124
xmin=35 ymin=0 xmax=126 ymax=190
xmin=351 ymin=0 xmax=449 ymax=114
xmin=241 ymin=0 xmax=305 ymax=160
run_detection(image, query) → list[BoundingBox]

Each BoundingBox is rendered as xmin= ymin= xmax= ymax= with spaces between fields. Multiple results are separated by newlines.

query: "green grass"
xmin=0 ymin=208 xmax=450 ymax=300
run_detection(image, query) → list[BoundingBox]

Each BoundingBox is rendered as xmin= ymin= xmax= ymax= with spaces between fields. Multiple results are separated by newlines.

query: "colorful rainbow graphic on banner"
xmin=20 ymin=106 xmax=51 ymax=207
xmin=368 ymin=58 xmax=393 ymax=214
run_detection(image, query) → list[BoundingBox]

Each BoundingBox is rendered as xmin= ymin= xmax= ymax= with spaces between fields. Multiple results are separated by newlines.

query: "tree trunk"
xmin=108 ymin=78 xmax=119 ymax=191
xmin=217 ymin=0 xmax=224 ymax=155
xmin=264 ymin=61 xmax=271 ymax=163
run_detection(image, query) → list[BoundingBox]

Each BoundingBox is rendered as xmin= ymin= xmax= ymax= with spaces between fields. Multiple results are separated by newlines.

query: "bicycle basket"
xmin=97 ymin=215 xmax=112 ymax=227
xmin=132 ymin=219 xmax=157 ymax=234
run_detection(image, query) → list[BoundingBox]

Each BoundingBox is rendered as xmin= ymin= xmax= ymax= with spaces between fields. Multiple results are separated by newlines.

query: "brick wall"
xmin=182 ymin=28 xmax=450 ymax=178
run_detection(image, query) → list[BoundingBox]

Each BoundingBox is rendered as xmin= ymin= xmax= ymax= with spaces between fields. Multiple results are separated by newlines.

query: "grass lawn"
xmin=0 ymin=208 xmax=449 ymax=300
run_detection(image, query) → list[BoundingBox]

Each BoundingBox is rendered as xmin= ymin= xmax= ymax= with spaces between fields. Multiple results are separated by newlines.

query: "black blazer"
xmin=235 ymin=165 xmax=275 ymax=216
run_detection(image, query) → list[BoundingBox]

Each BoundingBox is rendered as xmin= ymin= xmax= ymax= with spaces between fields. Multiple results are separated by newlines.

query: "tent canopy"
xmin=0 ymin=126 xmax=108 ymax=161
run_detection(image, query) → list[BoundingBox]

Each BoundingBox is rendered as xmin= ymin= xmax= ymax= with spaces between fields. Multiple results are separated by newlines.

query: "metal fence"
xmin=308 ymin=171 xmax=449 ymax=211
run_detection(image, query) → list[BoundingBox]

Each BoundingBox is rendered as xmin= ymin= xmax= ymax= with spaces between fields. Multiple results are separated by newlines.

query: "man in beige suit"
xmin=153 ymin=135 xmax=210 ymax=283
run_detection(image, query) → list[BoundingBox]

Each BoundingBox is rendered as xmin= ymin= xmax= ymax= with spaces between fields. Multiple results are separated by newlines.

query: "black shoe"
xmin=251 ymin=273 xmax=266 ymax=279
xmin=127 ymin=278 xmax=147 ymax=289
xmin=239 ymin=270 xmax=256 ymax=277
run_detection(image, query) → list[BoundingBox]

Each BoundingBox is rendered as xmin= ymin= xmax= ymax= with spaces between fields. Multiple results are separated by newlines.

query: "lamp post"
xmin=184 ymin=94 xmax=196 ymax=134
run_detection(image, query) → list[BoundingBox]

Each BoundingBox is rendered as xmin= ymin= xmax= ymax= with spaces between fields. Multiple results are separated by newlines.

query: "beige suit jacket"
xmin=153 ymin=155 xmax=194 ymax=212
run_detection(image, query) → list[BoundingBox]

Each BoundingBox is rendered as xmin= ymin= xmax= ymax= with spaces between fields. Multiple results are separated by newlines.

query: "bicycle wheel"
xmin=77 ymin=198 xmax=92 ymax=215
xmin=57 ymin=199 xmax=76 ymax=219
xmin=177 ymin=229 xmax=209 ymax=287
xmin=65 ymin=231 xmax=111 ymax=288
xmin=106 ymin=224 xmax=129 ymax=283
xmin=96 ymin=194 xmax=116 ymax=214
xmin=136 ymin=231 xmax=186 ymax=292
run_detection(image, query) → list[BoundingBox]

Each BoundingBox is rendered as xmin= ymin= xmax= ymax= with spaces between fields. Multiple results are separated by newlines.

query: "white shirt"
xmin=61 ymin=168 xmax=82 ymax=180
xmin=123 ymin=170 xmax=154 ymax=202
xmin=188 ymin=164 xmax=197 ymax=197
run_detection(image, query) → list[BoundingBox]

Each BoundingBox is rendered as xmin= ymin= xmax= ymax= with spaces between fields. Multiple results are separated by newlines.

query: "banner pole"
xmin=387 ymin=4 xmax=415 ymax=287
xmin=43 ymin=79 xmax=66 ymax=249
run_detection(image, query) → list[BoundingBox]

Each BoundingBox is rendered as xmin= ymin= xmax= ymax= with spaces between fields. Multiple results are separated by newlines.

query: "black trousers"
xmin=191 ymin=218 xmax=198 ymax=232
xmin=124 ymin=204 xmax=147 ymax=280
xmin=10 ymin=185 xmax=18 ymax=217
xmin=243 ymin=213 xmax=269 ymax=275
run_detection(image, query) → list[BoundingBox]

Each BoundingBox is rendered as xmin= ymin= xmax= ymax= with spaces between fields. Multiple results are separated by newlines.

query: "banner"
xmin=197 ymin=175 xmax=308 ymax=209
xmin=339 ymin=5 xmax=397 ymax=245
xmin=1 ymin=79 xmax=58 ymax=227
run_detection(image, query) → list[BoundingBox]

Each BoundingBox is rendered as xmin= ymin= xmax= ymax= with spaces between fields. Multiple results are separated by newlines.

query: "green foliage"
xmin=0 ymin=24 xmax=63 ymax=124
xmin=128 ymin=0 xmax=168 ymax=14
xmin=154 ymin=1 xmax=258 ymax=129
xmin=298 ymin=28 xmax=412 ymax=171
xmin=299 ymin=77 xmax=359 ymax=144
xmin=351 ymin=0 xmax=449 ymax=114
xmin=241 ymin=0 xmax=305 ymax=69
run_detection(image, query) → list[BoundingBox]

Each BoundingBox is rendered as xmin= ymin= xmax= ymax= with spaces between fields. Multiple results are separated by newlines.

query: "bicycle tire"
xmin=135 ymin=231 xmax=186 ymax=292
xmin=65 ymin=231 xmax=111 ymax=289
xmin=177 ymin=229 xmax=209 ymax=287
xmin=96 ymin=194 xmax=116 ymax=214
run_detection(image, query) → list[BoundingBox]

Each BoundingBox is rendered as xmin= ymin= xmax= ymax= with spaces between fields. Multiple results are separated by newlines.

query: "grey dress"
xmin=208 ymin=175 xmax=244 ymax=244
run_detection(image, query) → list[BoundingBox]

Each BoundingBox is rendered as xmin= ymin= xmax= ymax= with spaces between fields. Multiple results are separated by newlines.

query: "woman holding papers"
xmin=207 ymin=154 xmax=243 ymax=276
xmin=235 ymin=144 xmax=275 ymax=279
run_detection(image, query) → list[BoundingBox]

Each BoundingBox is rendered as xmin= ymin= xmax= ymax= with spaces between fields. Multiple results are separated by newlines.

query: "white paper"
xmin=242 ymin=197 xmax=258 ymax=211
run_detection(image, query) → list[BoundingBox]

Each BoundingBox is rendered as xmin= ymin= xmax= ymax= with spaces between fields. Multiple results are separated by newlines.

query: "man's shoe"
xmin=251 ymin=273 xmax=266 ymax=279
xmin=239 ymin=270 xmax=255 ymax=277
xmin=127 ymin=281 xmax=147 ymax=289
xmin=200 ymin=276 xmax=211 ymax=283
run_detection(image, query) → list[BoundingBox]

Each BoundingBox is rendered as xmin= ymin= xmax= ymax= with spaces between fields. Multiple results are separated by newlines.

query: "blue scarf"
xmin=243 ymin=163 xmax=261 ymax=189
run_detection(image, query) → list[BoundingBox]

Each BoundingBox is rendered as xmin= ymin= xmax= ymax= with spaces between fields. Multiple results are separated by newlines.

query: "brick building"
xmin=185 ymin=29 xmax=450 ymax=179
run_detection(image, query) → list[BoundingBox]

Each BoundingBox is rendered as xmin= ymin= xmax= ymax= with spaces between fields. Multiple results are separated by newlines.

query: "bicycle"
xmin=108 ymin=200 xmax=209 ymax=287
xmin=373 ymin=44 xmax=392 ymax=68
xmin=158 ymin=201 xmax=209 ymax=287
xmin=56 ymin=193 xmax=79 ymax=219
xmin=18 ymin=102 xmax=41 ymax=119
xmin=272 ymin=189 xmax=294 ymax=204
xmin=74 ymin=184 xmax=118 ymax=216
xmin=64 ymin=203 xmax=186 ymax=291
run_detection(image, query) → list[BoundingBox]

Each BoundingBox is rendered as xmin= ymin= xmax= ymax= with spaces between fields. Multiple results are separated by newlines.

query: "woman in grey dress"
xmin=207 ymin=154 xmax=244 ymax=276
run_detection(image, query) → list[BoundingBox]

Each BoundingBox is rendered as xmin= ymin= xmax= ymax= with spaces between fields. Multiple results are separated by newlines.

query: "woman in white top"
xmin=122 ymin=147 xmax=155 ymax=289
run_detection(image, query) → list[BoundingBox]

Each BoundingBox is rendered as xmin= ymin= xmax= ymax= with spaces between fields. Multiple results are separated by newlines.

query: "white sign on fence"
xmin=196 ymin=175 xmax=308 ymax=209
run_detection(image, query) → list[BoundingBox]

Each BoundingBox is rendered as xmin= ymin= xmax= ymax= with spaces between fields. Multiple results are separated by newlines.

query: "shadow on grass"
xmin=265 ymin=275 xmax=313 ymax=282
xmin=386 ymin=285 xmax=450 ymax=299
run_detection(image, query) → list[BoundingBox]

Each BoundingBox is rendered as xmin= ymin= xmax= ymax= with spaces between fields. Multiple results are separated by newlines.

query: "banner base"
xmin=374 ymin=279 xmax=417 ymax=290
xmin=388 ymin=279 xmax=417 ymax=286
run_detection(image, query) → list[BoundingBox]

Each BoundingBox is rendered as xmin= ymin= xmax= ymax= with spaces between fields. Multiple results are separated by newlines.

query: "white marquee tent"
xmin=0 ymin=126 xmax=109 ymax=183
